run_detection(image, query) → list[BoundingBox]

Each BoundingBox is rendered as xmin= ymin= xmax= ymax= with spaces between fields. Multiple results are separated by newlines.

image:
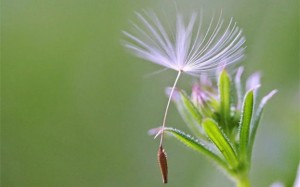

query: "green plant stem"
xmin=236 ymin=175 xmax=250 ymax=187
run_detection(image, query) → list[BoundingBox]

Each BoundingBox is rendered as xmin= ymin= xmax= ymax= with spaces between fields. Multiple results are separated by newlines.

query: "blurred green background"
xmin=1 ymin=0 xmax=299 ymax=186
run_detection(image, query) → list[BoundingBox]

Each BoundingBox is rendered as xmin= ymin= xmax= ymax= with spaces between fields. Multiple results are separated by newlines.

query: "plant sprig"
xmin=149 ymin=69 xmax=277 ymax=186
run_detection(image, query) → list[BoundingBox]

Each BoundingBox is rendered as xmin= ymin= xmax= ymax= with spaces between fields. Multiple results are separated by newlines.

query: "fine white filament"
xmin=123 ymin=10 xmax=246 ymax=147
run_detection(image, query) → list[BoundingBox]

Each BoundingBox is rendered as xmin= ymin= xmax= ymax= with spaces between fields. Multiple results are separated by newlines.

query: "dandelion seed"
xmin=123 ymin=9 xmax=246 ymax=184
xmin=157 ymin=145 xmax=168 ymax=184
xmin=123 ymin=10 xmax=246 ymax=76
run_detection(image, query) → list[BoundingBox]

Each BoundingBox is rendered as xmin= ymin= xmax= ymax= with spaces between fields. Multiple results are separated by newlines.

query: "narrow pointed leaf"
xmin=168 ymin=89 xmax=205 ymax=139
xmin=162 ymin=127 xmax=231 ymax=172
xmin=180 ymin=91 xmax=202 ymax=125
xmin=238 ymin=90 xmax=254 ymax=163
xmin=219 ymin=70 xmax=231 ymax=132
xmin=248 ymin=90 xmax=278 ymax=160
xmin=199 ymin=93 xmax=219 ymax=118
xmin=202 ymin=118 xmax=239 ymax=168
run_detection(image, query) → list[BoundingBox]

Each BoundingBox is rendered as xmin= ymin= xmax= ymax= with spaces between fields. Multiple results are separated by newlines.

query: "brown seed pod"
xmin=157 ymin=145 xmax=168 ymax=184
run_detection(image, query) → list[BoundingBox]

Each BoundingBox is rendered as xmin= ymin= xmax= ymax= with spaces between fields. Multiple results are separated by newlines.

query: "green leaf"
xmin=202 ymin=118 xmax=239 ymax=168
xmin=199 ymin=94 xmax=219 ymax=118
xmin=238 ymin=90 xmax=254 ymax=163
xmin=248 ymin=90 xmax=278 ymax=160
xmin=171 ymin=89 xmax=206 ymax=139
xmin=219 ymin=69 xmax=231 ymax=132
xmin=163 ymin=127 xmax=232 ymax=173
xmin=180 ymin=91 xmax=202 ymax=124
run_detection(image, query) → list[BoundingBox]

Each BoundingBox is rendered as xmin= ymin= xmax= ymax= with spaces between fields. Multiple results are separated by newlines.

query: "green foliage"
xmin=171 ymin=90 xmax=205 ymax=139
xmin=248 ymin=90 xmax=278 ymax=161
xmin=238 ymin=90 xmax=254 ymax=164
xmin=181 ymin=91 xmax=203 ymax=125
xmin=163 ymin=127 xmax=230 ymax=172
xmin=219 ymin=69 xmax=232 ymax=133
xmin=203 ymin=118 xmax=239 ymax=169
xmin=150 ymin=68 xmax=277 ymax=187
